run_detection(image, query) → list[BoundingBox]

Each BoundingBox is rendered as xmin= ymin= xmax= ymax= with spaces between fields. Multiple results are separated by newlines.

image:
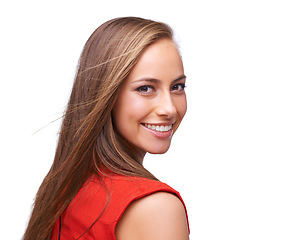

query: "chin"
xmin=148 ymin=150 xmax=169 ymax=155
xmin=146 ymin=144 xmax=171 ymax=155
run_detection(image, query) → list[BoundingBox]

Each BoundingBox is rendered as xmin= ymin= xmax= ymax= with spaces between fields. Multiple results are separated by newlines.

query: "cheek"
xmin=173 ymin=96 xmax=187 ymax=132
xmin=176 ymin=95 xmax=187 ymax=118
xmin=113 ymin=93 xmax=148 ymax=130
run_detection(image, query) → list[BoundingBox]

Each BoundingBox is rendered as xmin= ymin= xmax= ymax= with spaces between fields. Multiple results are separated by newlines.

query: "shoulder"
xmin=104 ymin=174 xmax=178 ymax=199
xmin=116 ymin=191 xmax=189 ymax=240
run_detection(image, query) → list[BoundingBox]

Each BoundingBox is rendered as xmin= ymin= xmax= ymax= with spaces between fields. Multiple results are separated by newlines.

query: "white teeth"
xmin=144 ymin=124 xmax=172 ymax=132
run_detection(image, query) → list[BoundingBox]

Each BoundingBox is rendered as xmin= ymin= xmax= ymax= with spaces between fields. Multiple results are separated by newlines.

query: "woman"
xmin=23 ymin=17 xmax=189 ymax=240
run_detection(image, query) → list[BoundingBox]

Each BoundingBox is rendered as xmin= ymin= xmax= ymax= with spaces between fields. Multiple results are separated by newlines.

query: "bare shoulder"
xmin=116 ymin=192 xmax=189 ymax=240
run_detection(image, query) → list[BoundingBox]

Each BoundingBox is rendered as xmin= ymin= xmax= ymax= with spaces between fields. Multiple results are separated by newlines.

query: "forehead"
xmin=126 ymin=39 xmax=184 ymax=83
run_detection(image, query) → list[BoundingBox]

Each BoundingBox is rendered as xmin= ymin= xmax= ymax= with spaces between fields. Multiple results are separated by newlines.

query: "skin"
xmin=113 ymin=39 xmax=189 ymax=239
xmin=116 ymin=192 xmax=189 ymax=240
xmin=112 ymin=38 xmax=187 ymax=163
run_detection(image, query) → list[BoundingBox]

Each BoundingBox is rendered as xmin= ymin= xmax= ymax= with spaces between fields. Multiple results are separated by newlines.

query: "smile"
xmin=143 ymin=123 xmax=173 ymax=132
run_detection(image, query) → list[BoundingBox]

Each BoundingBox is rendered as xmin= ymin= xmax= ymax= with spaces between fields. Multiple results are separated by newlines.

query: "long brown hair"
xmin=23 ymin=17 xmax=174 ymax=240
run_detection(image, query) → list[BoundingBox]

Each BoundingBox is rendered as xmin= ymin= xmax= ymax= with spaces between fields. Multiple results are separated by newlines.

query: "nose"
xmin=155 ymin=91 xmax=177 ymax=118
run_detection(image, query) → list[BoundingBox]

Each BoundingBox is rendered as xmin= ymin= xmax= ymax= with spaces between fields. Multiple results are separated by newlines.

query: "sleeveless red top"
xmin=51 ymin=174 xmax=189 ymax=240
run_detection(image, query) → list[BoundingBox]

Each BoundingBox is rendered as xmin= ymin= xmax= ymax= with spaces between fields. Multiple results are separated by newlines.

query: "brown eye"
xmin=171 ymin=83 xmax=186 ymax=92
xmin=136 ymin=85 xmax=155 ymax=93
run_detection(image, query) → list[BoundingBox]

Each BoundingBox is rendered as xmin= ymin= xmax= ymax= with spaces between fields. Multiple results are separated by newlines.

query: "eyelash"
xmin=136 ymin=85 xmax=155 ymax=93
xmin=136 ymin=83 xmax=186 ymax=94
xmin=171 ymin=83 xmax=186 ymax=92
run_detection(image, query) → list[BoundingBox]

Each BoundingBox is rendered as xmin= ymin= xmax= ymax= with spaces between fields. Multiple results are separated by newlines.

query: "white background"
xmin=1 ymin=0 xmax=280 ymax=239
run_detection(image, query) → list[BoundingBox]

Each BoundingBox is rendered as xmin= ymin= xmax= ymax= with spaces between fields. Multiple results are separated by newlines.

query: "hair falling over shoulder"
xmin=23 ymin=17 xmax=174 ymax=240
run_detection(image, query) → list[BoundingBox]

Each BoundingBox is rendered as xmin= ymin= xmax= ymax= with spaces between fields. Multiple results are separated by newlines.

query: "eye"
xmin=171 ymin=83 xmax=186 ymax=92
xmin=136 ymin=85 xmax=155 ymax=94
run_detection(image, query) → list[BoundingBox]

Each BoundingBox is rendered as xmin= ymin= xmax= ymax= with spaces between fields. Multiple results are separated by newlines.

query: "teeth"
xmin=144 ymin=124 xmax=172 ymax=132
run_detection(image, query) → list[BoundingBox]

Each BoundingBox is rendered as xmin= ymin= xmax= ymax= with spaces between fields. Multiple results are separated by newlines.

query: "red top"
xmin=51 ymin=173 xmax=189 ymax=240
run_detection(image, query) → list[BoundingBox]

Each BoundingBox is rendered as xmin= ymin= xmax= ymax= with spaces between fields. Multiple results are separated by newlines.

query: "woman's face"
xmin=112 ymin=39 xmax=187 ymax=160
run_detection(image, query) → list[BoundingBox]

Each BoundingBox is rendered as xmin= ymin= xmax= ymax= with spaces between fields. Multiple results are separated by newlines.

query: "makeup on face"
xmin=112 ymin=39 xmax=187 ymax=160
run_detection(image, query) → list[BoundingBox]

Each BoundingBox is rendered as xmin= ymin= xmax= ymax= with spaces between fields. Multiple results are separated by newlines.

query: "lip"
xmin=141 ymin=122 xmax=174 ymax=138
xmin=142 ymin=121 xmax=175 ymax=126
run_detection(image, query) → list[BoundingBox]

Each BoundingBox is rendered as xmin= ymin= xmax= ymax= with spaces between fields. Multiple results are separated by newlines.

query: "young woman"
xmin=23 ymin=17 xmax=189 ymax=240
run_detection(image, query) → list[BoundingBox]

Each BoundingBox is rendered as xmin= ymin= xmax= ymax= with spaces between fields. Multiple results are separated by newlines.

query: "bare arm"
xmin=116 ymin=192 xmax=189 ymax=240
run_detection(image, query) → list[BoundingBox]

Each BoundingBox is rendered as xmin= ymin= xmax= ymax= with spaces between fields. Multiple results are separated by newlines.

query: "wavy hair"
xmin=23 ymin=17 xmax=174 ymax=240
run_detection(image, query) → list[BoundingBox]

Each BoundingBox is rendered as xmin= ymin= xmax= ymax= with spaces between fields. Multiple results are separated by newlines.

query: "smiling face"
xmin=112 ymin=39 xmax=187 ymax=161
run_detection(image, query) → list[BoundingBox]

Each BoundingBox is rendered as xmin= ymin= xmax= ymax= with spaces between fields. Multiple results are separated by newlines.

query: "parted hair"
xmin=23 ymin=17 xmax=173 ymax=240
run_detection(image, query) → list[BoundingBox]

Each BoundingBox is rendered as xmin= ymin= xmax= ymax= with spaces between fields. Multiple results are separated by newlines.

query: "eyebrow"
xmin=132 ymin=75 xmax=186 ymax=84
